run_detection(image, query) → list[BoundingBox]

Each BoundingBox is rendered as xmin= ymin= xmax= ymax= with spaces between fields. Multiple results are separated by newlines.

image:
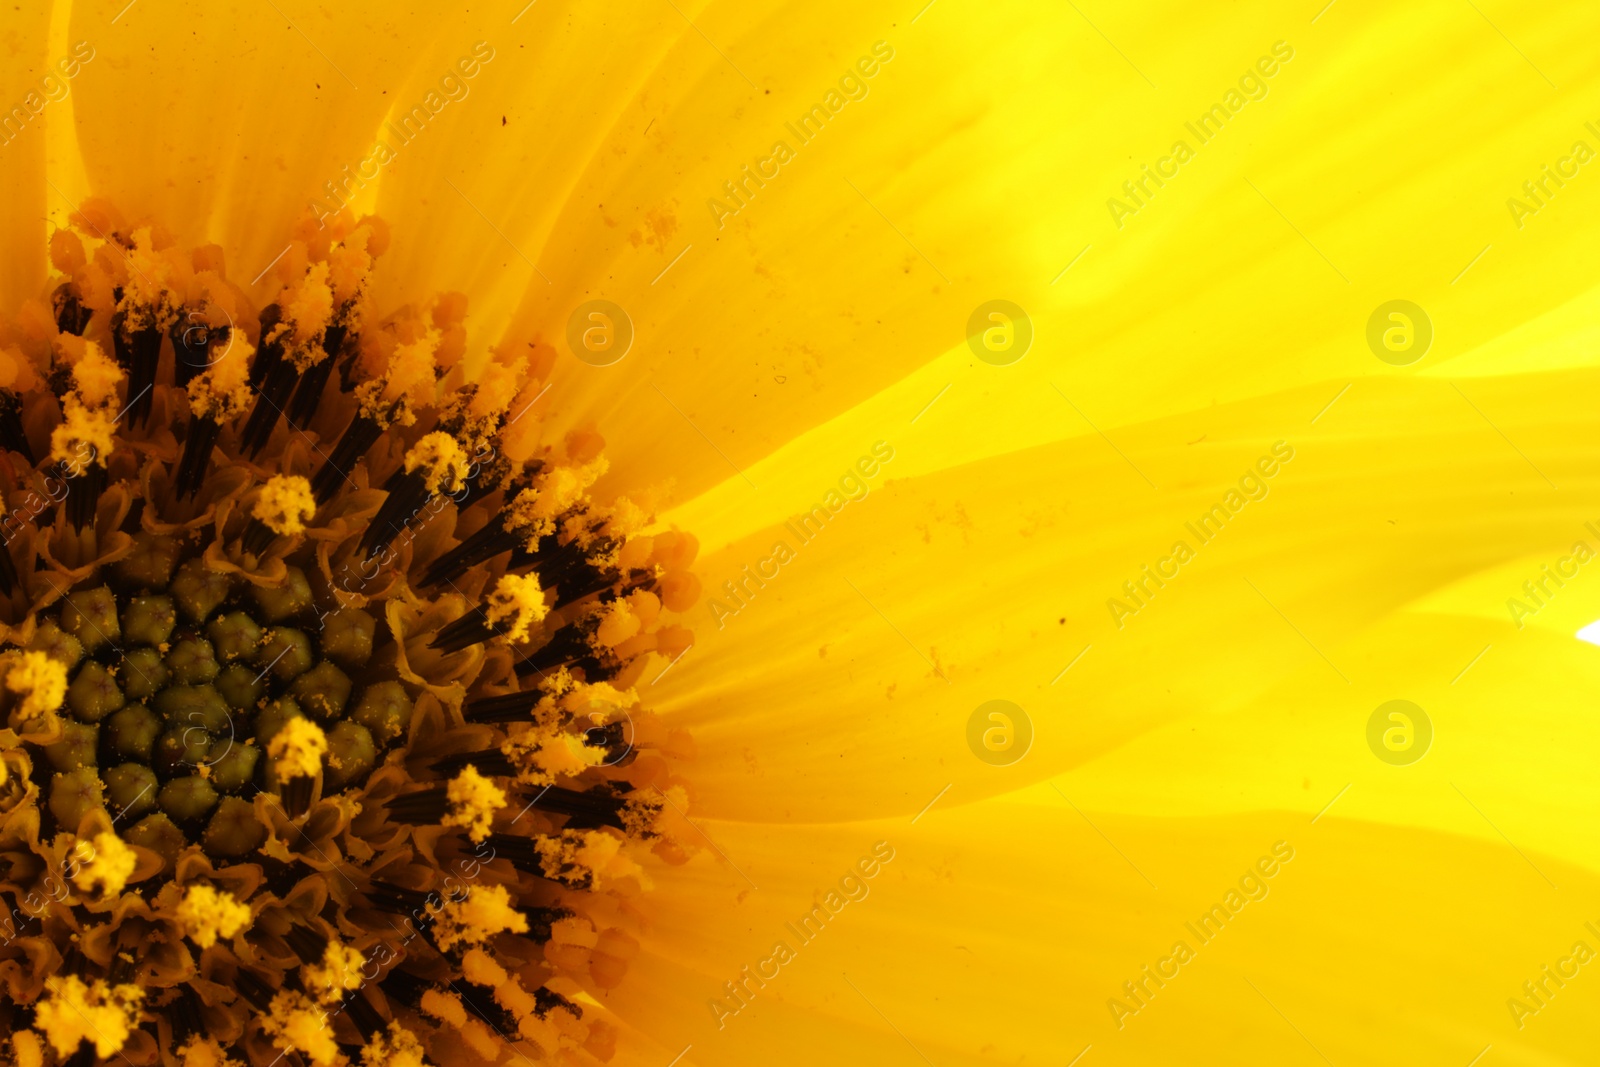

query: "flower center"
xmin=0 ymin=200 xmax=703 ymax=1067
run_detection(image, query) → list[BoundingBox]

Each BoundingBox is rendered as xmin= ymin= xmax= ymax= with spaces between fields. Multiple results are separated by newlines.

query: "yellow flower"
xmin=0 ymin=1 xmax=1596 ymax=1066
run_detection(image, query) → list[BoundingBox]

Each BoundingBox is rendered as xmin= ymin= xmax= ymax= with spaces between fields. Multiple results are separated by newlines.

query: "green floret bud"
xmin=104 ymin=763 xmax=158 ymax=820
xmin=291 ymin=661 xmax=351 ymax=718
xmin=170 ymin=558 xmax=233 ymax=623
xmin=349 ymin=681 xmax=414 ymax=745
xmin=28 ymin=620 xmax=84 ymax=670
xmin=42 ymin=721 xmax=98 ymax=773
xmin=256 ymin=628 xmax=313 ymax=682
xmin=155 ymin=727 xmax=214 ymax=776
xmin=158 ymin=775 xmax=219 ymax=821
xmin=115 ymin=532 xmax=182 ymax=589
xmin=207 ymin=611 xmax=263 ymax=663
xmin=153 ymin=684 xmax=232 ymax=732
xmin=203 ymin=796 xmax=265 ymax=857
xmin=214 ymin=664 xmax=265 ymax=711
xmin=323 ymin=721 xmax=376 ymax=791
xmin=48 ymin=768 xmax=104 ymax=828
xmin=119 ymin=647 xmax=168 ymax=700
xmin=66 ymin=661 xmax=125 ymax=722
xmin=121 ymin=594 xmax=177 ymax=646
xmin=250 ymin=566 xmax=313 ymax=623
xmin=321 ymin=607 xmax=375 ymax=668
xmin=125 ymin=812 xmax=186 ymax=867
xmin=165 ymin=635 xmax=220 ymax=685
xmin=206 ymin=739 xmax=260 ymax=792
xmin=252 ymin=697 xmax=304 ymax=748
xmin=105 ymin=703 xmax=161 ymax=762
xmin=60 ymin=586 xmax=120 ymax=652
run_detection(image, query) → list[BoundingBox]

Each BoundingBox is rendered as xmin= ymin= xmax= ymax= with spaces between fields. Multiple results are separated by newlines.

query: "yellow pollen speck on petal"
xmin=443 ymin=765 xmax=507 ymax=843
xmin=403 ymin=431 xmax=470 ymax=495
xmin=267 ymin=717 xmax=327 ymax=779
xmin=360 ymin=1022 xmax=427 ymax=1067
xmin=70 ymin=831 xmax=137 ymax=896
xmin=177 ymin=884 xmax=253 ymax=948
xmin=304 ymin=941 xmax=365 ymax=1005
xmin=253 ymin=475 xmax=317 ymax=536
xmin=33 ymin=976 xmax=144 ymax=1058
xmin=7 ymin=650 xmax=67 ymax=720
xmin=428 ymin=883 xmax=530 ymax=952
xmin=49 ymin=397 xmax=115 ymax=472
xmin=485 ymin=573 xmax=548 ymax=643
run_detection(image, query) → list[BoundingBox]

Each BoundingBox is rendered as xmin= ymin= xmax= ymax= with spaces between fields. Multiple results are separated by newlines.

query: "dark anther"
xmin=66 ymin=462 xmax=103 ymax=531
xmin=174 ymin=416 xmax=223 ymax=499
xmin=112 ymin=319 xmax=163 ymax=428
xmin=462 ymin=689 xmax=543 ymax=724
xmin=286 ymin=324 xmax=347 ymax=429
xmin=360 ymin=469 xmax=430 ymax=561
xmin=169 ymin=315 xmax=227 ymax=389
xmin=310 ymin=415 xmax=382 ymax=504
xmin=51 ymin=283 xmax=92 ymax=336
xmin=0 ymin=390 xmax=35 ymax=465
xmin=429 ymin=749 xmax=516 ymax=778
xmin=418 ymin=515 xmax=517 ymax=588
xmin=427 ymin=607 xmax=497 ymax=654
xmin=240 ymin=518 xmax=279 ymax=558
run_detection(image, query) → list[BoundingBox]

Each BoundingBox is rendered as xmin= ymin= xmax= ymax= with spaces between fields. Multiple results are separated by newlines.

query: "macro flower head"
xmin=2 ymin=2 xmax=1600 ymax=1066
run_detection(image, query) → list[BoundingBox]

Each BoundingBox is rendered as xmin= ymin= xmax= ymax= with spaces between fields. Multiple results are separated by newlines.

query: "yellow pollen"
xmin=484 ymin=573 xmax=548 ymax=643
xmin=304 ymin=941 xmax=365 ymax=1004
xmin=70 ymin=831 xmax=137 ymax=896
xmin=404 ymin=431 xmax=470 ymax=495
xmin=267 ymin=717 xmax=327 ymax=779
xmin=7 ymin=651 xmax=67 ymax=720
xmin=360 ymin=1022 xmax=427 ymax=1067
xmin=32 ymin=976 xmax=144 ymax=1058
xmin=443 ymin=765 xmax=507 ymax=842
xmin=187 ymin=338 xmax=254 ymax=420
xmin=280 ymin=261 xmax=335 ymax=353
xmin=70 ymin=340 xmax=123 ymax=408
xmin=502 ymin=730 xmax=605 ymax=787
xmin=49 ymin=397 xmax=116 ymax=472
xmin=177 ymin=1036 xmax=246 ymax=1067
xmin=177 ymin=884 xmax=253 ymax=948
xmin=261 ymin=991 xmax=339 ymax=1067
xmin=10 ymin=1031 xmax=44 ymax=1067
xmin=253 ymin=475 xmax=317 ymax=536
xmin=428 ymin=883 xmax=530 ymax=952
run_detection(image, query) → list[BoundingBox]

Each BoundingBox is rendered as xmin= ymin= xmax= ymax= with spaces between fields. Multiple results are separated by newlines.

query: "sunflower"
xmin=3 ymin=1 xmax=1600 ymax=1066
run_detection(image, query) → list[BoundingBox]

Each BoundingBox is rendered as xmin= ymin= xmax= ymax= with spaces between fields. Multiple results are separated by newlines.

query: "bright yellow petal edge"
xmin=0 ymin=0 xmax=1596 ymax=1065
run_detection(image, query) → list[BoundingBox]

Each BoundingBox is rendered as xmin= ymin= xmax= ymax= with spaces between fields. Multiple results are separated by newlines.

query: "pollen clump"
xmin=304 ymin=941 xmax=365 ymax=1004
xmin=485 ymin=573 xmax=548 ymax=643
xmin=428 ymin=883 xmax=530 ymax=952
xmin=267 ymin=717 xmax=327 ymax=779
xmin=32 ymin=976 xmax=144 ymax=1058
xmin=443 ymin=764 xmax=507 ymax=842
xmin=188 ymin=338 xmax=254 ymax=420
xmin=49 ymin=397 xmax=116 ymax=472
xmin=69 ymin=831 xmax=137 ymax=896
xmin=360 ymin=1022 xmax=427 ymax=1067
xmin=177 ymin=884 xmax=253 ymax=948
xmin=253 ymin=474 xmax=317 ymax=536
xmin=404 ymin=430 xmax=470 ymax=495
xmin=261 ymin=991 xmax=339 ymax=1067
xmin=7 ymin=650 xmax=68 ymax=719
